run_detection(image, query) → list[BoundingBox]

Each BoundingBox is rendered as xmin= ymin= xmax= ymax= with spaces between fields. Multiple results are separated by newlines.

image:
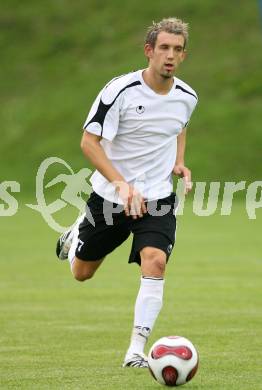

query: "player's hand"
xmin=116 ymin=182 xmax=147 ymax=219
xmin=173 ymin=164 xmax=192 ymax=195
xmin=128 ymin=186 xmax=147 ymax=219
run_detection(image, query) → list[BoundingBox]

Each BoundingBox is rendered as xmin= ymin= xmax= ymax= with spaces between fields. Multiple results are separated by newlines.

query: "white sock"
xmin=125 ymin=276 xmax=164 ymax=359
xmin=68 ymin=214 xmax=85 ymax=271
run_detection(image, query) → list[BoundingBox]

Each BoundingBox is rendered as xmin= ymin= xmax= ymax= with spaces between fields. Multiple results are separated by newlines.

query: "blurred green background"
xmin=1 ymin=0 xmax=261 ymax=195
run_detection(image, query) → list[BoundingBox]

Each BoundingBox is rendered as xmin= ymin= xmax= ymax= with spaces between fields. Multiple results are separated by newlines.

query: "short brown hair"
xmin=145 ymin=17 xmax=189 ymax=49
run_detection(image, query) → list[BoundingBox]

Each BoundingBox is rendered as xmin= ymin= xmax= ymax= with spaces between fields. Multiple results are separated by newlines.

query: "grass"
xmin=0 ymin=201 xmax=261 ymax=389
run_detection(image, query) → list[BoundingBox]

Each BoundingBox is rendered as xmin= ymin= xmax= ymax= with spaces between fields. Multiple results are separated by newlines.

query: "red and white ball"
xmin=148 ymin=336 xmax=199 ymax=387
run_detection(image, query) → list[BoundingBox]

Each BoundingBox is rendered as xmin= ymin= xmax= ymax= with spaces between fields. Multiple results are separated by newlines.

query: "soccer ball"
xmin=148 ymin=336 xmax=199 ymax=387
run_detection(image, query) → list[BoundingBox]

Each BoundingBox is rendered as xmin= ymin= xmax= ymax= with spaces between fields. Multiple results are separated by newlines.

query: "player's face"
xmin=145 ymin=32 xmax=186 ymax=79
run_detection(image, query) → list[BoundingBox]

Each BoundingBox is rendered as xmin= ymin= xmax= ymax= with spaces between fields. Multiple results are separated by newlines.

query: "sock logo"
xmin=136 ymin=326 xmax=151 ymax=339
xmin=141 ymin=327 xmax=151 ymax=337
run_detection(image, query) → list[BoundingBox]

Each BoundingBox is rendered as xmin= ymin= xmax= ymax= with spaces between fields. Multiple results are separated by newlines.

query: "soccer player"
xmin=56 ymin=17 xmax=198 ymax=368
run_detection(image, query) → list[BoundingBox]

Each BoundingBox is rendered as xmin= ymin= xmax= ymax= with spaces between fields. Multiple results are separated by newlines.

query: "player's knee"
xmin=141 ymin=247 xmax=166 ymax=276
xmin=73 ymin=269 xmax=95 ymax=282
xmin=151 ymin=257 xmax=166 ymax=275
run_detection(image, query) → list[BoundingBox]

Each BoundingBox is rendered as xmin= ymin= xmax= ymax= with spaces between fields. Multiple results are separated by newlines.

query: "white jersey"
xmin=83 ymin=69 xmax=198 ymax=204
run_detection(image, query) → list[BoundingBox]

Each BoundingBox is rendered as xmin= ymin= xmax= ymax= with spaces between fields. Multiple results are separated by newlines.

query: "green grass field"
xmin=1 ymin=202 xmax=261 ymax=389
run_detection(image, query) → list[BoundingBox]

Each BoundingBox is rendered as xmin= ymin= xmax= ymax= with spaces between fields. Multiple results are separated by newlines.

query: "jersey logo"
xmin=136 ymin=105 xmax=145 ymax=114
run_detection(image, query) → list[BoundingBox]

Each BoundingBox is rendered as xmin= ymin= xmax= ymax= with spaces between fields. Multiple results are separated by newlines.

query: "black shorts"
xmin=76 ymin=192 xmax=177 ymax=265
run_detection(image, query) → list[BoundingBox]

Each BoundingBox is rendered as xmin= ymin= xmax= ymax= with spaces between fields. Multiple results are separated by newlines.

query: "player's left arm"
xmin=173 ymin=127 xmax=192 ymax=195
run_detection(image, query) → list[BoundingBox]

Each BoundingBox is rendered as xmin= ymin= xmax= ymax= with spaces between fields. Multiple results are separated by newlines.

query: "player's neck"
xmin=142 ymin=68 xmax=174 ymax=95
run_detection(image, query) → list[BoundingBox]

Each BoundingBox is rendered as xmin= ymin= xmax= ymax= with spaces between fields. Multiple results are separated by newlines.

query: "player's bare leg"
xmin=66 ymin=222 xmax=105 ymax=280
xmin=140 ymin=247 xmax=166 ymax=278
xmin=123 ymin=247 xmax=166 ymax=368
xmin=71 ymin=257 xmax=104 ymax=281
xmin=56 ymin=213 xmax=104 ymax=281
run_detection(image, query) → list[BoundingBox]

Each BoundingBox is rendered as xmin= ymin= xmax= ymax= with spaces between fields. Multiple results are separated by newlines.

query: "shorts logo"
xmin=167 ymin=244 xmax=173 ymax=254
xmin=136 ymin=105 xmax=145 ymax=114
xmin=77 ymin=239 xmax=84 ymax=252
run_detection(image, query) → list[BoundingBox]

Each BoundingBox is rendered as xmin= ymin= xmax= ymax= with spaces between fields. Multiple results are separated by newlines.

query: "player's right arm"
xmin=81 ymin=131 xmax=146 ymax=219
xmin=80 ymin=131 xmax=124 ymax=188
xmin=81 ymin=77 xmax=147 ymax=218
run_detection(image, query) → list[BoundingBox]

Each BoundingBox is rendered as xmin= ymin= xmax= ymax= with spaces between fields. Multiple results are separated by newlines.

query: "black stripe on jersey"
xmin=84 ymin=81 xmax=141 ymax=136
xmin=175 ymin=84 xmax=198 ymax=100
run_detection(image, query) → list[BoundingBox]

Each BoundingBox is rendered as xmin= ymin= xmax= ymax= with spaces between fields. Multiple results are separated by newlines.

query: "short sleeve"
xmin=185 ymin=95 xmax=198 ymax=128
xmin=83 ymin=83 xmax=122 ymax=141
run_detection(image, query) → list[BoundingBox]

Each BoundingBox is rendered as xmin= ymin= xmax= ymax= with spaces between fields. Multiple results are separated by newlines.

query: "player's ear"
xmin=144 ymin=43 xmax=154 ymax=60
xmin=181 ymin=49 xmax=187 ymax=62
